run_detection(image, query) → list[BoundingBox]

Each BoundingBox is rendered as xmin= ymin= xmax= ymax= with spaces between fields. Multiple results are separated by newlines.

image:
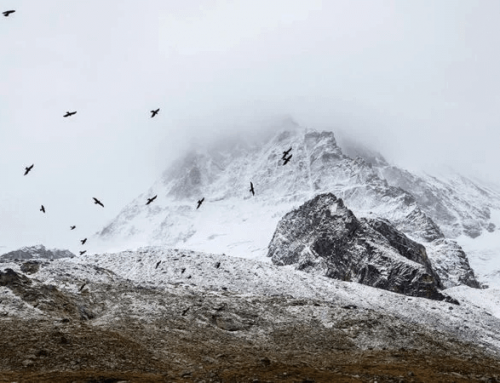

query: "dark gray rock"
xmin=20 ymin=261 xmax=41 ymax=275
xmin=0 ymin=268 xmax=31 ymax=287
xmin=267 ymin=193 xmax=450 ymax=301
xmin=362 ymin=217 xmax=441 ymax=284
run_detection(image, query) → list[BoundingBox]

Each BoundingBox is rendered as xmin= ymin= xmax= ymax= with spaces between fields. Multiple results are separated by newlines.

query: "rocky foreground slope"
xmin=1 ymin=249 xmax=499 ymax=382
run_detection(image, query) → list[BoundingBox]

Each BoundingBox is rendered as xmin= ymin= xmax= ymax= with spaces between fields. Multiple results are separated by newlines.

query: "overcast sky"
xmin=1 ymin=0 xmax=500 ymax=253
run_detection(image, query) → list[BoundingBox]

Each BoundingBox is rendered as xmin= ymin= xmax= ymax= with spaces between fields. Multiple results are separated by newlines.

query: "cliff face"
xmin=268 ymin=193 xmax=458 ymax=301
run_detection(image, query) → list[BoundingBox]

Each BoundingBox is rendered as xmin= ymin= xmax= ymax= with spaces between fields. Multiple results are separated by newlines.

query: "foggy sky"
xmin=1 ymin=0 xmax=500 ymax=253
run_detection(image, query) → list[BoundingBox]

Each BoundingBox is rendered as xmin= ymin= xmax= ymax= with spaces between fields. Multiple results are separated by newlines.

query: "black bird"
xmin=146 ymin=195 xmax=157 ymax=205
xmin=249 ymin=182 xmax=255 ymax=196
xmin=196 ymin=198 xmax=204 ymax=209
xmin=215 ymin=262 xmax=221 ymax=269
xmin=283 ymin=154 xmax=292 ymax=166
xmin=24 ymin=164 xmax=34 ymax=176
xmin=63 ymin=111 xmax=77 ymax=118
xmin=150 ymin=108 xmax=160 ymax=118
xmin=81 ymin=238 xmax=87 ymax=245
xmin=93 ymin=197 xmax=104 ymax=207
xmin=155 ymin=260 xmax=161 ymax=269
xmin=80 ymin=250 xmax=86 ymax=255
xmin=3 ymin=10 xmax=15 ymax=17
xmin=70 ymin=225 xmax=76 ymax=230
xmin=40 ymin=205 xmax=45 ymax=213
xmin=182 ymin=307 xmax=190 ymax=316
xmin=282 ymin=147 xmax=292 ymax=159
xmin=181 ymin=267 xmax=186 ymax=274
xmin=79 ymin=283 xmax=86 ymax=292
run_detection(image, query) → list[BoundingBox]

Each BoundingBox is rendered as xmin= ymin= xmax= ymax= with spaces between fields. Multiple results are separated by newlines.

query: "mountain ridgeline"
xmin=96 ymin=122 xmax=498 ymax=290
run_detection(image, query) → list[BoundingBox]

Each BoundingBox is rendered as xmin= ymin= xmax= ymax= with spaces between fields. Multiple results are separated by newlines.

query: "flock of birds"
xmin=21 ymin=106 xmax=168 ymax=255
xmin=23 ymin=139 xmax=294 ymax=254
xmin=6 ymin=8 xmax=294 ymax=255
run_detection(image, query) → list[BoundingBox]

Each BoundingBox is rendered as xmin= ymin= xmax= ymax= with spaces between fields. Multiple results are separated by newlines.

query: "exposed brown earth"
xmin=1 ymin=262 xmax=499 ymax=382
xmin=1 ymin=317 xmax=499 ymax=382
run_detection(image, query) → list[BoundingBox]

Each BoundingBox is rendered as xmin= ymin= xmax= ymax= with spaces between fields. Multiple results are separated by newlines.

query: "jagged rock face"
xmin=268 ymin=193 xmax=450 ymax=301
xmin=339 ymin=139 xmax=500 ymax=239
xmin=426 ymin=239 xmax=481 ymax=289
xmin=361 ymin=217 xmax=438 ymax=280
xmin=0 ymin=245 xmax=75 ymax=262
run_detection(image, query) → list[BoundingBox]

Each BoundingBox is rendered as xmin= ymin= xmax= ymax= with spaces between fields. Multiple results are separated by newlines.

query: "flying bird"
xmin=93 ymin=197 xmax=104 ymax=207
xmin=283 ymin=154 xmax=292 ymax=166
xmin=150 ymin=108 xmax=160 ymax=118
xmin=81 ymin=238 xmax=87 ymax=245
xmin=249 ymin=182 xmax=255 ymax=196
xmin=70 ymin=226 xmax=76 ymax=230
xmin=196 ymin=198 xmax=204 ymax=209
xmin=63 ymin=111 xmax=77 ymax=118
xmin=79 ymin=283 xmax=86 ymax=292
xmin=155 ymin=261 xmax=161 ymax=269
xmin=40 ymin=205 xmax=45 ymax=213
xmin=282 ymin=147 xmax=292 ymax=159
xmin=24 ymin=164 xmax=34 ymax=176
xmin=2 ymin=10 xmax=15 ymax=17
xmin=80 ymin=250 xmax=86 ymax=255
xmin=146 ymin=195 xmax=157 ymax=205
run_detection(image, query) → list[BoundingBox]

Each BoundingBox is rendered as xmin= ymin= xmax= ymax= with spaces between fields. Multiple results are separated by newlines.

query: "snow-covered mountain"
xmin=95 ymin=120 xmax=500 ymax=287
xmin=0 ymin=244 xmax=75 ymax=262
xmin=340 ymin=138 xmax=500 ymax=239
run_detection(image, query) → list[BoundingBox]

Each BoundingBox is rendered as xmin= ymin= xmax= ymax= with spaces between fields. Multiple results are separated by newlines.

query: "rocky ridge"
xmin=267 ymin=193 xmax=456 ymax=300
xmin=0 ymin=244 xmax=75 ymax=262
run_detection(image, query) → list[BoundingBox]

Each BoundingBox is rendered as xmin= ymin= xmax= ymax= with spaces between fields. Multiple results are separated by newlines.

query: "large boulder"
xmin=267 ymin=193 xmax=453 ymax=301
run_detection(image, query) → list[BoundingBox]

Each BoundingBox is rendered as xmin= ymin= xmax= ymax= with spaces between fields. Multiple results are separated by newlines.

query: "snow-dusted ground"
xmin=69 ymin=247 xmax=500 ymax=355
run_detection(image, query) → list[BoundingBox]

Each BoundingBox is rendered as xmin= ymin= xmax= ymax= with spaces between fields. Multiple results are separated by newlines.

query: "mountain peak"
xmin=96 ymin=124 xmax=500 ymax=288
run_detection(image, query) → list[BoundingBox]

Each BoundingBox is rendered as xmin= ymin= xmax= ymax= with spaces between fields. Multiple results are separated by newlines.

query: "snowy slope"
xmin=94 ymin=122 xmax=500 ymax=287
xmin=71 ymin=247 xmax=500 ymax=354
xmin=340 ymin=138 xmax=500 ymax=239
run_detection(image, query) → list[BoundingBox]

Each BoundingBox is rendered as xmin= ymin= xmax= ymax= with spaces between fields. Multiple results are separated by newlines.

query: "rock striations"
xmin=268 ymin=193 xmax=456 ymax=301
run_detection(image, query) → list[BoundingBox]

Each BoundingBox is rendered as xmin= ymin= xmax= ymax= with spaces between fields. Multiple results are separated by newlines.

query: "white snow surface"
xmin=68 ymin=247 xmax=500 ymax=354
xmin=457 ymin=210 xmax=500 ymax=288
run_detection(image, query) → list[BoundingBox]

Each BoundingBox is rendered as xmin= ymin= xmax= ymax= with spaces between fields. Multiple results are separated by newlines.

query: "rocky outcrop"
xmin=267 ymin=193 xmax=455 ymax=301
xmin=426 ymin=239 xmax=482 ymax=289
xmin=0 ymin=245 xmax=75 ymax=262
